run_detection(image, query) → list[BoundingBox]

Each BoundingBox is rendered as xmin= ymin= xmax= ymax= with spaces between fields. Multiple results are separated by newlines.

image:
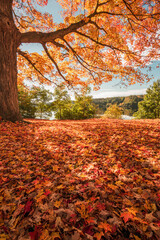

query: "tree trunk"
xmin=0 ymin=0 xmax=22 ymax=121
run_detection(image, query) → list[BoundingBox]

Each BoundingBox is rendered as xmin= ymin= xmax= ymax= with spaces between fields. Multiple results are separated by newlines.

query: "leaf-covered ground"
xmin=0 ymin=119 xmax=160 ymax=240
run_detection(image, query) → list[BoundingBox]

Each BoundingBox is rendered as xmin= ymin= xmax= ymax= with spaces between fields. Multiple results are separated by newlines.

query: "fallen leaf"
xmin=145 ymin=212 xmax=157 ymax=222
xmin=121 ymin=212 xmax=134 ymax=223
xmin=98 ymin=222 xmax=112 ymax=232
xmin=94 ymin=232 xmax=104 ymax=240
xmin=55 ymin=216 xmax=63 ymax=228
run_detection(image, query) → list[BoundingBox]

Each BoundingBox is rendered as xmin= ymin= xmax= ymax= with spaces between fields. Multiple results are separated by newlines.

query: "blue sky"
xmin=20 ymin=0 xmax=160 ymax=99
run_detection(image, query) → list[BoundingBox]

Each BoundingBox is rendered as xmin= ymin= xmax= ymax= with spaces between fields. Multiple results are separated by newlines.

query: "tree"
xmin=18 ymin=85 xmax=53 ymax=119
xmin=103 ymin=104 xmax=122 ymax=119
xmin=0 ymin=0 xmax=160 ymax=121
xmin=134 ymin=80 xmax=160 ymax=119
xmin=52 ymin=85 xmax=73 ymax=120
xmin=73 ymin=89 xmax=96 ymax=119
xmin=52 ymin=86 xmax=96 ymax=119
xmin=31 ymin=86 xmax=53 ymax=119
xmin=18 ymin=85 xmax=36 ymax=118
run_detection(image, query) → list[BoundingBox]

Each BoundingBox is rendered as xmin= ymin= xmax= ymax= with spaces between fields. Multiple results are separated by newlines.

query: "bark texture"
xmin=0 ymin=0 xmax=21 ymax=121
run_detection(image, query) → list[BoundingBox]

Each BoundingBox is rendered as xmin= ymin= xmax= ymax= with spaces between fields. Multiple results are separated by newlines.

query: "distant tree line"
xmin=18 ymin=80 xmax=159 ymax=120
xmin=93 ymin=95 xmax=144 ymax=116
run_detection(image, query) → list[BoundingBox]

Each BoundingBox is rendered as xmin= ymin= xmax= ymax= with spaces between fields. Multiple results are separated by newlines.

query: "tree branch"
xmin=42 ymin=43 xmax=71 ymax=85
xmin=20 ymin=17 xmax=91 ymax=44
xmin=52 ymin=40 xmax=69 ymax=51
xmin=97 ymin=1 xmax=110 ymax=7
xmin=63 ymin=38 xmax=99 ymax=83
xmin=122 ymin=0 xmax=140 ymax=20
xmin=75 ymin=30 xmax=129 ymax=54
xmin=17 ymin=49 xmax=52 ymax=83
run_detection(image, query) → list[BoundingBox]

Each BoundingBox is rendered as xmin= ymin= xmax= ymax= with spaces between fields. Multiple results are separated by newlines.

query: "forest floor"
xmin=0 ymin=118 xmax=160 ymax=240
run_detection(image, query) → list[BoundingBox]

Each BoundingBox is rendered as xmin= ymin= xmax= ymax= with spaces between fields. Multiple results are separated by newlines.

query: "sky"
xmin=20 ymin=0 xmax=160 ymax=99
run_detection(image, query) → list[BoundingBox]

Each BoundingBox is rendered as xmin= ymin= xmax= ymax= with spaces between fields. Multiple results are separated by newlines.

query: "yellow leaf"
xmin=53 ymin=165 xmax=59 ymax=171
xmin=68 ymin=164 xmax=73 ymax=170
xmin=56 ymin=185 xmax=64 ymax=189
xmin=134 ymin=235 xmax=141 ymax=240
xmin=54 ymin=201 xmax=61 ymax=208
xmin=36 ymin=189 xmax=44 ymax=197
xmin=126 ymin=207 xmax=137 ymax=216
xmin=108 ymin=184 xmax=118 ymax=190
xmin=151 ymin=203 xmax=157 ymax=211
xmin=39 ymin=229 xmax=50 ymax=240
xmin=79 ymin=174 xmax=87 ymax=178
xmin=69 ymin=16 xmax=75 ymax=24
xmin=55 ymin=216 xmax=63 ymax=228
xmin=0 ymin=234 xmax=7 ymax=240
xmin=115 ymin=181 xmax=124 ymax=186
xmin=94 ymin=231 xmax=104 ymax=240
xmin=68 ymin=186 xmax=75 ymax=191
xmin=76 ymin=204 xmax=87 ymax=218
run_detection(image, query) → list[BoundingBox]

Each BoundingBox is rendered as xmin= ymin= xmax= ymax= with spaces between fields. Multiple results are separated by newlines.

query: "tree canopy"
xmin=18 ymin=86 xmax=53 ymax=119
xmin=0 ymin=0 xmax=160 ymax=121
xmin=31 ymin=86 xmax=53 ymax=119
xmin=72 ymin=89 xmax=96 ymax=120
xmin=134 ymin=80 xmax=160 ymax=119
xmin=52 ymin=85 xmax=73 ymax=120
xmin=52 ymin=86 xmax=96 ymax=119
xmin=103 ymin=104 xmax=122 ymax=119
xmin=16 ymin=0 xmax=160 ymax=88
xmin=18 ymin=85 xmax=37 ymax=118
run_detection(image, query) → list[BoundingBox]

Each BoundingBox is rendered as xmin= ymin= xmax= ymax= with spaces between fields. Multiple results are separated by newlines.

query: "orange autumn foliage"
xmin=14 ymin=0 xmax=160 ymax=89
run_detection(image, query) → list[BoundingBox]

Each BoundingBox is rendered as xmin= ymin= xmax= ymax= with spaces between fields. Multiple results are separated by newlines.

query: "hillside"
xmin=93 ymin=95 xmax=144 ymax=116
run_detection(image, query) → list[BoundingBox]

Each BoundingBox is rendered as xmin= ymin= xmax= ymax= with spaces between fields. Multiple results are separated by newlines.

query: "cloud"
xmin=92 ymin=88 xmax=147 ymax=99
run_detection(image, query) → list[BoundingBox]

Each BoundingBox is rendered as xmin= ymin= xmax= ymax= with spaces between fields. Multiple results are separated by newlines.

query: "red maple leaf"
xmin=44 ymin=189 xmax=51 ymax=196
xmin=24 ymin=200 xmax=33 ymax=215
xmin=121 ymin=212 xmax=134 ymax=223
